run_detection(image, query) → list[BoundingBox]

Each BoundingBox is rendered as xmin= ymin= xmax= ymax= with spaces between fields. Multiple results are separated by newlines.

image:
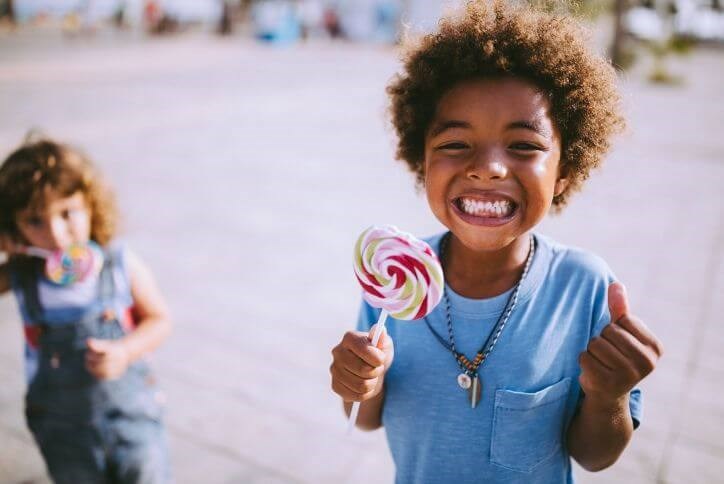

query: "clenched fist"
xmin=578 ymin=282 xmax=663 ymax=407
xmin=330 ymin=323 xmax=394 ymax=402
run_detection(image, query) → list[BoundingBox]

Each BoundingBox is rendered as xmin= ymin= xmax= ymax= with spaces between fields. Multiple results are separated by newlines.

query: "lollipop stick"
xmin=18 ymin=247 xmax=52 ymax=258
xmin=347 ymin=309 xmax=388 ymax=434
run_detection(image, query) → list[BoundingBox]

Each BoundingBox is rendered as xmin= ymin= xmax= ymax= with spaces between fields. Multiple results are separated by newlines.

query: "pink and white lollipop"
xmin=349 ymin=225 xmax=444 ymax=430
xmin=354 ymin=225 xmax=444 ymax=320
xmin=20 ymin=241 xmax=104 ymax=285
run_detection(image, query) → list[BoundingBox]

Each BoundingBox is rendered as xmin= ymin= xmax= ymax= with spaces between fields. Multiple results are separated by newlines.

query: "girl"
xmin=0 ymin=137 xmax=172 ymax=483
xmin=330 ymin=1 xmax=663 ymax=482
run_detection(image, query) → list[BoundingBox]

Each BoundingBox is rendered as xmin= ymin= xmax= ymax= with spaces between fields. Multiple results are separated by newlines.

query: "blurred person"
xmin=0 ymin=0 xmax=16 ymax=27
xmin=144 ymin=0 xmax=162 ymax=32
xmin=113 ymin=0 xmax=128 ymax=30
xmin=217 ymin=0 xmax=233 ymax=36
xmin=330 ymin=1 xmax=664 ymax=482
xmin=323 ymin=4 xmax=342 ymax=38
xmin=0 ymin=137 xmax=172 ymax=484
xmin=298 ymin=0 xmax=326 ymax=39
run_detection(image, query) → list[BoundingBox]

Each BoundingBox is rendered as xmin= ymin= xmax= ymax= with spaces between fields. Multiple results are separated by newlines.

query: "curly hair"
xmin=0 ymin=138 xmax=118 ymax=245
xmin=387 ymin=0 xmax=625 ymax=208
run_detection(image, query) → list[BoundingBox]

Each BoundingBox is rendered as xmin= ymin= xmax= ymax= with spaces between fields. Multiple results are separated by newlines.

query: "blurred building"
xmin=13 ymin=0 xmax=222 ymax=24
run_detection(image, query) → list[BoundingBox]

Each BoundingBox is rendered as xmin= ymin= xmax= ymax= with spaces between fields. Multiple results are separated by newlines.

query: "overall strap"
xmin=97 ymin=247 xmax=118 ymax=306
xmin=8 ymin=258 xmax=46 ymax=325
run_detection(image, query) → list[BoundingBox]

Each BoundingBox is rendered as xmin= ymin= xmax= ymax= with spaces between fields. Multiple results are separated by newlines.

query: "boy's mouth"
xmin=451 ymin=194 xmax=518 ymax=225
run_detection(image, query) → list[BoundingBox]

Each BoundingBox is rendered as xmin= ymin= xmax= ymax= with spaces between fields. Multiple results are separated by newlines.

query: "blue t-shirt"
xmin=356 ymin=232 xmax=642 ymax=484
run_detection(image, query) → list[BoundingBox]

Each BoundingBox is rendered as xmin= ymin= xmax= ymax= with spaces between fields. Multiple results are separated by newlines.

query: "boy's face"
xmin=15 ymin=190 xmax=91 ymax=251
xmin=424 ymin=77 xmax=567 ymax=252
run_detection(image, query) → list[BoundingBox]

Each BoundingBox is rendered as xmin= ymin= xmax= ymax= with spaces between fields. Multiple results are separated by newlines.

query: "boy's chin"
xmin=449 ymin=228 xmax=522 ymax=253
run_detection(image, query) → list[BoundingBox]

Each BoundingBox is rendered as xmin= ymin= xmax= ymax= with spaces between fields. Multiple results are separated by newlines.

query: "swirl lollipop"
xmin=349 ymin=225 xmax=444 ymax=430
xmin=20 ymin=241 xmax=104 ymax=285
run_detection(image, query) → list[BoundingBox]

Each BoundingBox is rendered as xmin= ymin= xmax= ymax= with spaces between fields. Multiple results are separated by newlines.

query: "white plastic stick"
xmin=19 ymin=246 xmax=53 ymax=258
xmin=347 ymin=309 xmax=388 ymax=434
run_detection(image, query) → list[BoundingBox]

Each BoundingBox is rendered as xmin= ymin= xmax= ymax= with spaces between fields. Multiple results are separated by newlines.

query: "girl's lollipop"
xmin=349 ymin=225 xmax=444 ymax=430
xmin=20 ymin=241 xmax=104 ymax=285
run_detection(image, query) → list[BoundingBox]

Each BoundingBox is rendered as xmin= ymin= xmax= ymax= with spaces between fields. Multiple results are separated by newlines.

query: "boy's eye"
xmin=437 ymin=142 xmax=469 ymax=151
xmin=510 ymin=142 xmax=545 ymax=151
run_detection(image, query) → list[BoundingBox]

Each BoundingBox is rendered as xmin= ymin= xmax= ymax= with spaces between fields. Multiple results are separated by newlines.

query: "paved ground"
xmin=0 ymin=24 xmax=722 ymax=484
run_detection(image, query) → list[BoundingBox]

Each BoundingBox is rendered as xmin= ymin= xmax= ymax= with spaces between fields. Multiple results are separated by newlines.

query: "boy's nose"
xmin=466 ymin=153 xmax=508 ymax=181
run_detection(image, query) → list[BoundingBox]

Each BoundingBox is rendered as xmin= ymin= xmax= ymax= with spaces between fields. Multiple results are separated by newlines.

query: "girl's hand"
xmin=85 ymin=338 xmax=131 ymax=380
xmin=578 ymin=282 xmax=664 ymax=409
xmin=330 ymin=323 xmax=394 ymax=403
xmin=0 ymin=233 xmax=21 ymax=255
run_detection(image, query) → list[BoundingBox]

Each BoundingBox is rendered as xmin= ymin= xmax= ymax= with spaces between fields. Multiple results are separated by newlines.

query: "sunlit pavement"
xmin=1 ymin=25 xmax=722 ymax=483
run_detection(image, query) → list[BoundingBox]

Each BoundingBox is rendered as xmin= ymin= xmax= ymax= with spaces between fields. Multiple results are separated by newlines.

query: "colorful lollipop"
xmin=349 ymin=225 xmax=444 ymax=430
xmin=20 ymin=241 xmax=104 ymax=285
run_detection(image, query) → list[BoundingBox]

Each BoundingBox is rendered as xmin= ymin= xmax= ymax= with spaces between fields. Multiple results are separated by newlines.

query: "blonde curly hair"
xmin=0 ymin=137 xmax=118 ymax=245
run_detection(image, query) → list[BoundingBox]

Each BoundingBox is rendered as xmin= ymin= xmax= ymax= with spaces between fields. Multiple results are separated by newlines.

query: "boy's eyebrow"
xmin=507 ymin=118 xmax=553 ymax=138
xmin=428 ymin=120 xmax=472 ymax=137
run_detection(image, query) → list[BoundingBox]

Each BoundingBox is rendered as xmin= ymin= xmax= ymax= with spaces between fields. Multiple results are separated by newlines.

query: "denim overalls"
xmin=12 ymin=250 xmax=170 ymax=484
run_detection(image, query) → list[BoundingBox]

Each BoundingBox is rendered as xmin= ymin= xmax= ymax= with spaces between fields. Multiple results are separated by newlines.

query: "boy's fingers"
xmin=331 ymin=376 xmax=377 ymax=402
xmin=372 ymin=325 xmax=394 ymax=355
xmin=331 ymin=365 xmax=378 ymax=394
xmin=341 ymin=331 xmax=386 ymax=367
xmin=578 ymin=351 xmax=611 ymax=391
xmin=607 ymin=282 xmax=630 ymax=325
xmin=342 ymin=357 xmax=384 ymax=379
xmin=615 ymin=315 xmax=664 ymax=357
xmin=586 ymin=337 xmax=626 ymax=371
xmin=330 ymin=346 xmax=383 ymax=379
xmin=368 ymin=323 xmax=389 ymax=348
xmin=579 ymin=350 xmax=612 ymax=377
xmin=601 ymin=322 xmax=659 ymax=377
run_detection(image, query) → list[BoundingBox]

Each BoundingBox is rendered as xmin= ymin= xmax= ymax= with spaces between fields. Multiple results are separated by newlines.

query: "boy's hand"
xmin=578 ymin=282 xmax=664 ymax=408
xmin=85 ymin=338 xmax=131 ymax=380
xmin=330 ymin=323 xmax=394 ymax=402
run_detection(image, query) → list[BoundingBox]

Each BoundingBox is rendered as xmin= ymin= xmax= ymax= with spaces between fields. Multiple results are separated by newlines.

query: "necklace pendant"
xmin=457 ymin=373 xmax=472 ymax=390
xmin=468 ymin=375 xmax=481 ymax=408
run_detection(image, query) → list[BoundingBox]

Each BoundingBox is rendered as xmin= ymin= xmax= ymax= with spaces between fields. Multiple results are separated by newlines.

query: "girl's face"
xmin=15 ymin=190 xmax=91 ymax=251
xmin=424 ymin=77 xmax=567 ymax=252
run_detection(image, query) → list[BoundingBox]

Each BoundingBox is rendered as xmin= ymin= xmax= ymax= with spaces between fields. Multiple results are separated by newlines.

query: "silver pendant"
xmin=469 ymin=375 xmax=481 ymax=408
xmin=457 ymin=373 xmax=471 ymax=389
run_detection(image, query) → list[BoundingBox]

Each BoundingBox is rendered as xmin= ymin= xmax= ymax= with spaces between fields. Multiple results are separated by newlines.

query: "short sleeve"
xmin=629 ymin=388 xmax=643 ymax=429
xmin=356 ymin=299 xmax=381 ymax=333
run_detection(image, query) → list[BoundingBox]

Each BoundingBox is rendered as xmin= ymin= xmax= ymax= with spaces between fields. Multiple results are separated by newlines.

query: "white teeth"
xmin=459 ymin=198 xmax=512 ymax=217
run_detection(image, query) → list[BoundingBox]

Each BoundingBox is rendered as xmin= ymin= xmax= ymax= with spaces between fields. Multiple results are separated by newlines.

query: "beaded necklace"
xmin=424 ymin=233 xmax=535 ymax=408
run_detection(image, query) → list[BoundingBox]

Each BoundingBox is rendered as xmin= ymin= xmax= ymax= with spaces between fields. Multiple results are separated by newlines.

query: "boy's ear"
xmin=554 ymin=177 xmax=569 ymax=197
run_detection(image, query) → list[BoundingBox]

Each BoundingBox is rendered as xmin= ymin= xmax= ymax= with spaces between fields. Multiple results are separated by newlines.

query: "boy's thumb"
xmin=608 ymin=281 xmax=630 ymax=324
xmin=368 ymin=323 xmax=389 ymax=350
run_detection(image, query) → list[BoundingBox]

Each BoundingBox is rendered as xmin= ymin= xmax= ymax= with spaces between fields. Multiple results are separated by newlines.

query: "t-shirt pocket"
xmin=490 ymin=377 xmax=571 ymax=473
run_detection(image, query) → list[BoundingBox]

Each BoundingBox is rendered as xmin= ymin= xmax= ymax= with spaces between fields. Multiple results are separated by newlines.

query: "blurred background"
xmin=0 ymin=0 xmax=722 ymax=483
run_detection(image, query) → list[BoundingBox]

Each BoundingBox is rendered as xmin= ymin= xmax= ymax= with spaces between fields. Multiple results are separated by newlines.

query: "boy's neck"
xmin=443 ymin=232 xmax=532 ymax=299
